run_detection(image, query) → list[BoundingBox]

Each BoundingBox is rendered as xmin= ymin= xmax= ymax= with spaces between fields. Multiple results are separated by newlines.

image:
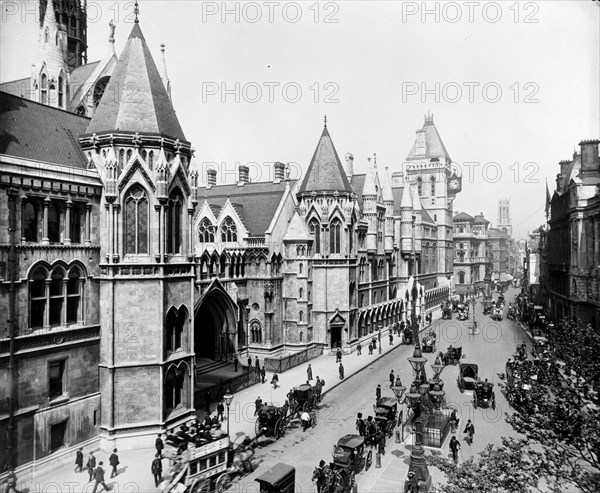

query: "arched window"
xmin=49 ymin=268 xmax=65 ymax=326
xmin=166 ymin=306 xmax=187 ymax=354
xmin=118 ymin=149 xmax=125 ymax=168
xmin=309 ymin=219 xmax=320 ymax=254
xmin=47 ymin=201 xmax=60 ymax=243
xmin=167 ymin=189 xmax=183 ymax=254
xmin=330 ymin=219 xmax=341 ymax=254
xmin=164 ymin=364 xmax=189 ymax=416
xmin=41 ymin=73 xmax=48 ymax=104
xmin=299 ymin=263 xmax=303 ymax=274
xmin=58 ymin=76 xmax=64 ymax=107
xmin=417 ymin=177 xmax=423 ymax=196
xmin=199 ymin=218 xmax=215 ymax=243
xmin=66 ymin=266 xmax=82 ymax=324
xmin=299 ymin=311 xmax=304 ymax=322
xmin=22 ymin=199 xmax=39 ymax=242
xmin=30 ymin=267 xmax=47 ymax=329
xmin=124 ymin=185 xmax=149 ymax=254
xmin=126 ymin=149 xmax=133 ymax=165
xmin=148 ymin=151 xmax=154 ymax=170
xmin=93 ymin=76 xmax=110 ymax=108
xmin=430 ymin=176 xmax=436 ymax=196
xmin=458 ymin=272 xmax=465 ymax=284
xmin=299 ymin=287 xmax=304 ymax=299
xmin=76 ymin=105 xmax=86 ymax=116
xmin=221 ymin=216 xmax=237 ymax=242
xmin=250 ymin=320 xmax=262 ymax=344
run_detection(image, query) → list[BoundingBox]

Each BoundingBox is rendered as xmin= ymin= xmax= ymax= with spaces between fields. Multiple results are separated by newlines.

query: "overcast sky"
xmin=2 ymin=1 xmax=599 ymax=238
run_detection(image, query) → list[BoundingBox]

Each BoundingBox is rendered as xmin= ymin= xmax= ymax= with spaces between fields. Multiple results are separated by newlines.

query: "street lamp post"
xmin=391 ymin=381 xmax=407 ymax=442
xmin=223 ymin=388 xmax=233 ymax=437
xmin=404 ymin=383 xmax=433 ymax=493
xmin=469 ymin=289 xmax=479 ymax=335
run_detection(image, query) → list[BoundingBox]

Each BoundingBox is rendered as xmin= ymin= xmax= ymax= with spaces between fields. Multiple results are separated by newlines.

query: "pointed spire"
xmin=380 ymin=166 xmax=394 ymax=202
xmin=134 ymin=0 xmax=140 ymax=23
xmin=401 ymin=183 xmax=413 ymax=209
xmin=362 ymin=158 xmax=377 ymax=197
xmin=324 ymin=114 xmax=327 ymax=128
xmin=159 ymin=43 xmax=172 ymax=100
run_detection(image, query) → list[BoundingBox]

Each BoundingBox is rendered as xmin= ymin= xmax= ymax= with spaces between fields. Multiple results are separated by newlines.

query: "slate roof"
xmin=283 ymin=211 xmax=312 ymax=241
xmin=86 ymin=22 xmax=186 ymax=141
xmin=350 ymin=174 xmax=366 ymax=208
xmin=0 ymin=91 xmax=90 ymax=167
xmin=406 ymin=117 xmax=452 ymax=162
xmin=453 ymin=212 xmax=475 ymax=222
xmin=473 ymin=214 xmax=490 ymax=225
xmin=0 ymin=77 xmax=31 ymax=99
xmin=298 ymin=126 xmax=353 ymax=194
xmin=70 ymin=61 xmax=100 ymax=101
xmin=392 ymin=186 xmax=406 ymax=215
xmin=199 ymin=180 xmax=296 ymax=236
xmin=421 ymin=208 xmax=435 ymax=224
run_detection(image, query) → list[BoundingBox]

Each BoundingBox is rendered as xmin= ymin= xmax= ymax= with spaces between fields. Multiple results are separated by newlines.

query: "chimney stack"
xmin=238 ymin=164 xmax=249 ymax=185
xmin=207 ymin=168 xmax=217 ymax=187
xmin=579 ymin=139 xmax=600 ymax=180
xmin=344 ymin=152 xmax=354 ymax=179
xmin=274 ymin=162 xmax=286 ymax=182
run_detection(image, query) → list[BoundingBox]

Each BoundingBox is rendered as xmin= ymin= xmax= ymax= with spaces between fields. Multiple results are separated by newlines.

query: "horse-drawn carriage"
xmin=374 ymin=397 xmax=398 ymax=437
xmin=515 ymin=342 xmax=528 ymax=361
xmin=482 ymin=297 xmax=494 ymax=315
xmin=504 ymin=360 xmax=537 ymax=413
xmin=440 ymin=346 xmax=462 ymax=366
xmin=255 ymin=403 xmax=288 ymax=440
xmin=531 ymin=329 xmax=551 ymax=359
xmin=490 ymin=307 xmax=503 ymax=321
xmin=473 ymin=380 xmax=496 ymax=410
xmin=313 ymin=435 xmax=371 ymax=493
xmin=507 ymin=305 xmax=516 ymax=320
xmin=441 ymin=302 xmax=453 ymax=320
xmin=160 ymin=435 xmax=256 ymax=493
xmin=457 ymin=361 xmax=479 ymax=393
xmin=457 ymin=303 xmax=469 ymax=321
xmin=402 ymin=326 xmax=414 ymax=345
xmin=292 ymin=383 xmax=319 ymax=411
xmin=256 ymin=463 xmax=295 ymax=493
xmin=422 ymin=330 xmax=436 ymax=353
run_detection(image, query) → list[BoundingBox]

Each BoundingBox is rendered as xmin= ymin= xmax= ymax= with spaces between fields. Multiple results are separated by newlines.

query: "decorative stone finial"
xmin=109 ymin=19 xmax=116 ymax=43
xmin=134 ymin=0 xmax=139 ymax=23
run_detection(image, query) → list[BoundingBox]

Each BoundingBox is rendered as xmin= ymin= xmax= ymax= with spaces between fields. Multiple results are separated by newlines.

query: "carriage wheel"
xmin=492 ymin=393 xmax=496 ymax=411
xmin=255 ymin=418 xmax=261 ymax=437
xmin=191 ymin=479 xmax=211 ymax=493
xmin=473 ymin=395 xmax=477 ymax=409
xmin=311 ymin=411 xmax=318 ymax=428
xmin=303 ymin=401 xmax=310 ymax=412
xmin=275 ymin=418 xmax=285 ymax=439
xmin=366 ymin=450 xmax=373 ymax=470
xmin=215 ymin=473 xmax=232 ymax=493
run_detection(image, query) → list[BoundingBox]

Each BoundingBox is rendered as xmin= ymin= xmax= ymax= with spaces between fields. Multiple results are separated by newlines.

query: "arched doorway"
xmin=194 ymin=280 xmax=238 ymax=362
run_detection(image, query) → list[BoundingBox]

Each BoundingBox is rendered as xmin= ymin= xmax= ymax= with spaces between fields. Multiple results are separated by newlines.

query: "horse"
xmin=230 ymin=437 xmax=257 ymax=474
xmin=312 ymin=466 xmax=344 ymax=493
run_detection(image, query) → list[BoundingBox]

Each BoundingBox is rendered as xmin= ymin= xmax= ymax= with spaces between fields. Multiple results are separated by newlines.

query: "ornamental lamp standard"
xmin=223 ymin=388 xmax=234 ymax=437
xmin=428 ymin=382 xmax=446 ymax=410
xmin=408 ymin=346 xmax=428 ymax=386
xmin=404 ymin=384 xmax=432 ymax=492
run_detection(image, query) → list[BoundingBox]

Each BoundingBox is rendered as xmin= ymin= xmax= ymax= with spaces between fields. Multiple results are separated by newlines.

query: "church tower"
xmin=497 ymin=199 xmax=512 ymax=236
xmin=296 ymin=119 xmax=358 ymax=350
xmin=404 ymin=114 xmax=460 ymax=284
xmin=31 ymin=0 xmax=70 ymax=110
xmin=79 ymin=6 xmax=196 ymax=448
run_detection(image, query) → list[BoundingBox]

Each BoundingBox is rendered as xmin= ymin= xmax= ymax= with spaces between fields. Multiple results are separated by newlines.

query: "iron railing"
xmin=264 ymin=344 xmax=324 ymax=373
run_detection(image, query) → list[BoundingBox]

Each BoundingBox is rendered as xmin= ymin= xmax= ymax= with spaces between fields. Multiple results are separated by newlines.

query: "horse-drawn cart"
xmin=255 ymin=403 xmax=288 ymax=440
xmin=374 ymin=397 xmax=398 ymax=437
xmin=457 ymin=361 xmax=479 ymax=393
xmin=256 ymin=463 xmax=295 ymax=493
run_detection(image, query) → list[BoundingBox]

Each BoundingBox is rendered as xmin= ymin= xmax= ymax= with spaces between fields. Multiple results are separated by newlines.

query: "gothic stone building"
xmin=0 ymin=5 xmax=460 ymax=475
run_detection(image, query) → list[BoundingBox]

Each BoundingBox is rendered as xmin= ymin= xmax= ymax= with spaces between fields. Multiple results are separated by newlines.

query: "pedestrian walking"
xmin=389 ymin=370 xmax=395 ymax=387
xmin=376 ymin=384 xmax=381 ymax=402
xmin=357 ymin=343 xmax=362 ymax=355
xmin=449 ymin=435 xmax=461 ymax=463
xmin=248 ymin=356 xmax=252 ymax=369
xmin=389 ymin=333 xmax=393 ymax=346
xmin=233 ymin=357 xmax=239 ymax=372
xmin=255 ymin=396 xmax=263 ymax=416
xmin=109 ymin=448 xmax=119 ymax=478
xmin=368 ymin=342 xmax=373 ymax=355
xmin=217 ymin=400 xmax=225 ymax=421
xmin=336 ymin=348 xmax=342 ymax=363
xmin=3 ymin=470 xmax=21 ymax=493
xmin=356 ymin=412 xmax=366 ymax=437
xmin=87 ymin=451 xmax=96 ymax=482
xmin=92 ymin=461 xmax=110 ymax=493
xmin=255 ymin=357 xmax=260 ymax=371
xmin=260 ymin=366 xmax=266 ymax=383
xmin=372 ymin=337 xmax=377 ymax=350
xmin=155 ymin=434 xmax=164 ymax=459
xmin=377 ymin=428 xmax=386 ymax=455
xmin=339 ymin=363 xmax=344 ymax=379
xmin=307 ymin=364 xmax=313 ymax=381
xmin=464 ymin=420 xmax=475 ymax=445
xmin=271 ymin=373 xmax=279 ymax=389
xmin=151 ymin=454 xmax=162 ymax=488
xmin=75 ymin=447 xmax=84 ymax=473
xmin=301 ymin=410 xmax=311 ymax=431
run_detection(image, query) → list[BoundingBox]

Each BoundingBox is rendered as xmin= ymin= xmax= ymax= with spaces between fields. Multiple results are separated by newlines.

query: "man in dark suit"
xmin=155 ymin=434 xmax=164 ymax=458
xmin=87 ymin=451 xmax=96 ymax=482
xmin=151 ymin=454 xmax=163 ymax=487
xmin=74 ymin=448 xmax=83 ymax=473
xmin=92 ymin=461 xmax=110 ymax=493
xmin=109 ymin=449 xmax=119 ymax=478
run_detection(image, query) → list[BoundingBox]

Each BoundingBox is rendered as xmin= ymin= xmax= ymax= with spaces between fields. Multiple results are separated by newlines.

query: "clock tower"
xmin=404 ymin=113 xmax=461 ymax=282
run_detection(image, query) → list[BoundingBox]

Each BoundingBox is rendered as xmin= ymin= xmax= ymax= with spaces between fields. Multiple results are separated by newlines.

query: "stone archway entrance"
xmin=194 ymin=280 xmax=238 ymax=362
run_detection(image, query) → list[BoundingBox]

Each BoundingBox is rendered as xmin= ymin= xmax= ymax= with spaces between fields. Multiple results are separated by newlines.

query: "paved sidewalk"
xmin=13 ymin=324 xmax=433 ymax=493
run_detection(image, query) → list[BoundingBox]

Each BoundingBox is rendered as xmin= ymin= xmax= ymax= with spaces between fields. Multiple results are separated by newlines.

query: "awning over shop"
xmin=500 ymin=273 xmax=514 ymax=282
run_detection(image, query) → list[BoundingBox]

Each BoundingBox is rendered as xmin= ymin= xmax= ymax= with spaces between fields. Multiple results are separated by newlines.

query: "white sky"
xmin=2 ymin=0 xmax=599 ymax=238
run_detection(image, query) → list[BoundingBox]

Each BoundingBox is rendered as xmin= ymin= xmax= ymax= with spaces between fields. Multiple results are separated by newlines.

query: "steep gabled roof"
xmin=407 ymin=115 xmax=451 ymax=162
xmin=70 ymin=61 xmax=101 ymax=101
xmin=350 ymin=174 xmax=366 ymax=208
xmin=0 ymin=91 xmax=90 ymax=167
xmin=453 ymin=212 xmax=475 ymax=222
xmin=283 ymin=210 xmax=313 ymax=242
xmin=392 ymin=186 xmax=406 ymax=215
xmin=298 ymin=125 xmax=353 ymax=194
xmin=199 ymin=180 xmax=297 ymax=236
xmin=473 ymin=214 xmax=490 ymax=225
xmin=86 ymin=22 xmax=186 ymax=140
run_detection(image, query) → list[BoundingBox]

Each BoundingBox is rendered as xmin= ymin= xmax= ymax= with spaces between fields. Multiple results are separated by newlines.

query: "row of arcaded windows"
xmin=309 ymin=219 xmax=342 ymax=254
xmin=21 ymin=197 xmax=86 ymax=244
xmin=198 ymin=217 xmax=238 ymax=244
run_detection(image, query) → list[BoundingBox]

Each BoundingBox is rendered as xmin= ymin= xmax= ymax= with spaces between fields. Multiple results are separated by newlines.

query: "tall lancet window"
xmin=309 ymin=219 xmax=321 ymax=254
xmin=330 ymin=219 xmax=341 ymax=254
xmin=124 ymin=185 xmax=148 ymax=254
xmin=41 ymin=73 xmax=48 ymax=104
xmin=199 ymin=218 xmax=215 ymax=243
xmin=58 ymin=76 xmax=64 ymax=107
xmin=167 ymin=189 xmax=183 ymax=254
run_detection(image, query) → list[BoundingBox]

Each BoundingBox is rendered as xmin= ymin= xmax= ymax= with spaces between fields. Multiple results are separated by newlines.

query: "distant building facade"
xmin=452 ymin=211 xmax=491 ymax=295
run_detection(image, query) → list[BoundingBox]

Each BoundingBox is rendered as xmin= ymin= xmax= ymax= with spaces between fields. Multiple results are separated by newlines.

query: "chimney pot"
xmin=207 ymin=168 xmax=217 ymax=187
xmin=238 ymin=164 xmax=249 ymax=184
xmin=274 ymin=162 xmax=285 ymax=181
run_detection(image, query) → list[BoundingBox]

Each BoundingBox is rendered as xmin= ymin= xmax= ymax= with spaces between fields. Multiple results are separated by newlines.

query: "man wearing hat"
xmin=74 ymin=447 xmax=83 ymax=473
xmin=92 ymin=461 xmax=110 ymax=493
xmin=109 ymin=448 xmax=120 ymax=478
xmin=151 ymin=454 xmax=162 ymax=488
xmin=155 ymin=434 xmax=164 ymax=459
xmin=87 ymin=451 xmax=96 ymax=482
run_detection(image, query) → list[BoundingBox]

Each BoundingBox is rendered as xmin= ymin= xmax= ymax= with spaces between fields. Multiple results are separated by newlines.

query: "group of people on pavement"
xmin=355 ymin=412 xmax=387 ymax=455
xmin=73 ymin=448 xmax=120 ymax=492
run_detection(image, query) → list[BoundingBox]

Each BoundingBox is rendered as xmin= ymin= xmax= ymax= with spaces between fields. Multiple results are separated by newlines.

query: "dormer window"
xmin=221 ymin=216 xmax=237 ymax=243
xmin=199 ymin=218 xmax=215 ymax=243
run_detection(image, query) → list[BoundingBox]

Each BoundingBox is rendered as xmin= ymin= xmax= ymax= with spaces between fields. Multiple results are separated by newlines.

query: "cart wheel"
xmin=366 ymin=449 xmax=373 ymax=470
xmin=191 ymin=479 xmax=211 ymax=493
xmin=473 ymin=396 xmax=477 ymax=409
xmin=492 ymin=394 xmax=496 ymax=410
xmin=303 ymin=401 xmax=310 ymax=412
xmin=216 ymin=473 xmax=232 ymax=493
xmin=275 ymin=418 xmax=285 ymax=439
xmin=255 ymin=418 xmax=261 ymax=437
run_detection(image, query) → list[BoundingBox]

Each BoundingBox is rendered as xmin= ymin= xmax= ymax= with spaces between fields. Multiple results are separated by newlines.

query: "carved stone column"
xmin=113 ymin=204 xmax=121 ymax=262
xmin=84 ymin=203 xmax=92 ymax=246
xmin=155 ymin=204 xmax=162 ymax=262
xmin=64 ymin=200 xmax=72 ymax=246
xmin=42 ymin=197 xmax=51 ymax=245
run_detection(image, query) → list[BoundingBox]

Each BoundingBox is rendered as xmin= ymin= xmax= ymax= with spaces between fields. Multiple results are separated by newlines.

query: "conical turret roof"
xmin=379 ymin=167 xmax=394 ymax=202
xmin=86 ymin=22 xmax=186 ymax=140
xmin=362 ymin=160 xmax=377 ymax=197
xmin=407 ymin=115 xmax=451 ymax=162
xmin=298 ymin=124 xmax=353 ymax=195
xmin=283 ymin=210 xmax=313 ymax=242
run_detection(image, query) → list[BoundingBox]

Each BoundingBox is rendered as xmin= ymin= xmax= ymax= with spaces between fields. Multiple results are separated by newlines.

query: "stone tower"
xmin=497 ymin=199 xmax=512 ymax=236
xmin=79 ymin=11 xmax=196 ymax=449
